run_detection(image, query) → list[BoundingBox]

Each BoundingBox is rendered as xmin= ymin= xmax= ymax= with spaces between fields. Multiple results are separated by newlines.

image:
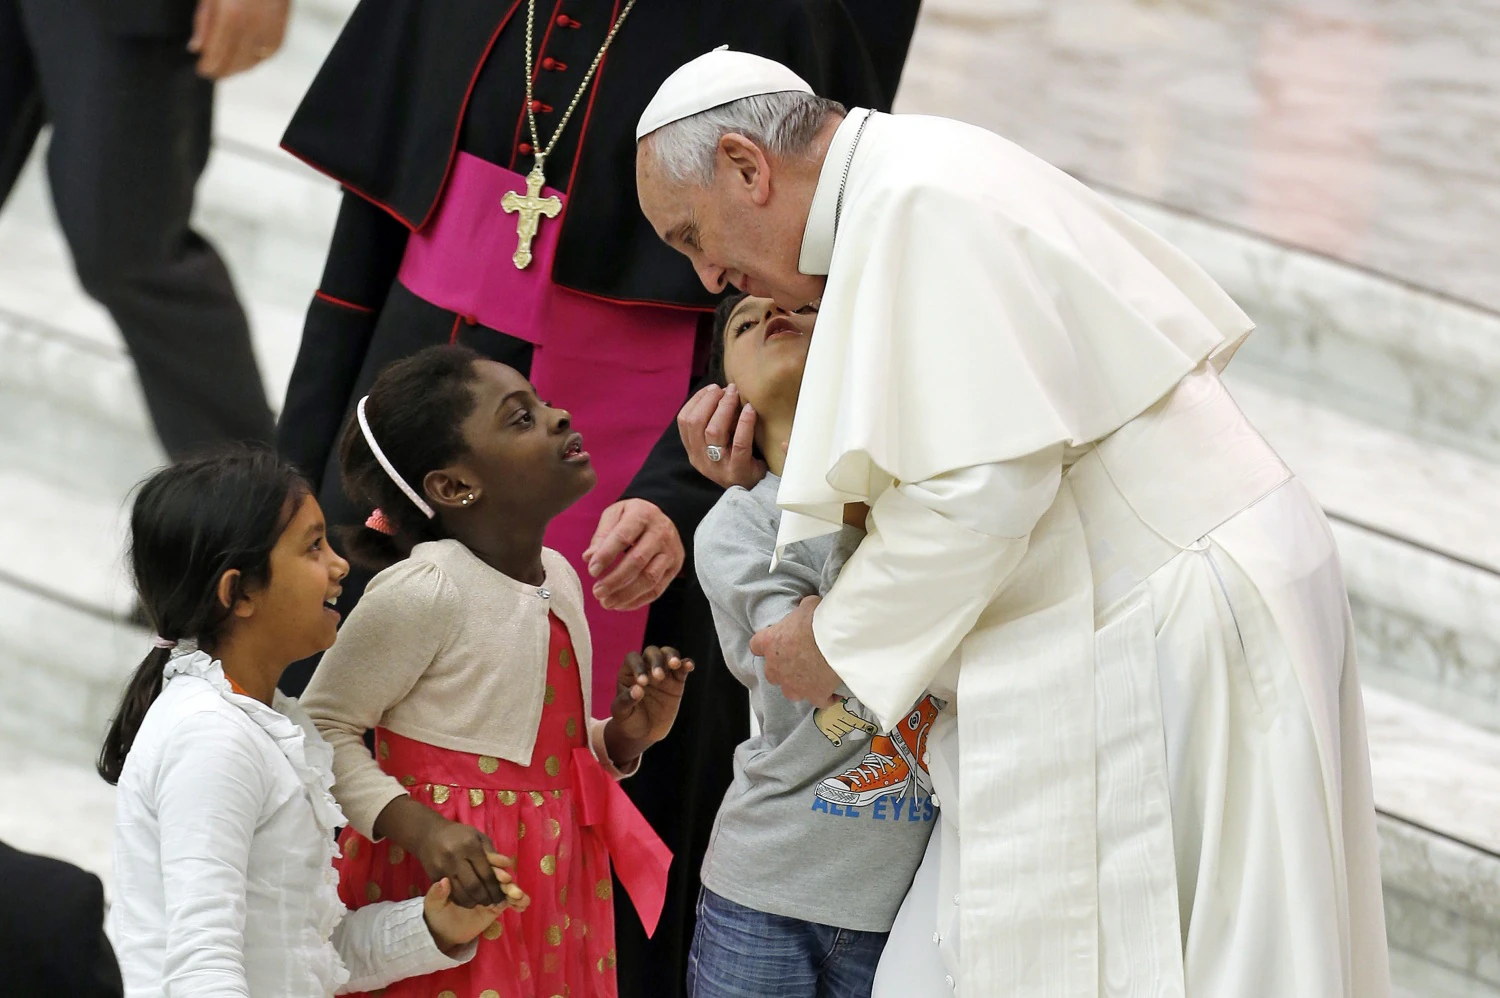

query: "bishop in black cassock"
xmin=274 ymin=4 xmax=917 ymax=996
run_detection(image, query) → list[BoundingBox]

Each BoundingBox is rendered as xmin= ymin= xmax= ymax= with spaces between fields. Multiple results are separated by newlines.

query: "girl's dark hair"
xmin=708 ymin=291 xmax=750 ymax=387
xmin=98 ymin=446 xmax=310 ymax=784
xmin=338 ymin=345 xmax=483 ymax=572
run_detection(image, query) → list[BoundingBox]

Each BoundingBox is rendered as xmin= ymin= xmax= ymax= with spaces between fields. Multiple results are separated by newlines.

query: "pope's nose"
xmin=694 ymin=261 xmax=728 ymax=294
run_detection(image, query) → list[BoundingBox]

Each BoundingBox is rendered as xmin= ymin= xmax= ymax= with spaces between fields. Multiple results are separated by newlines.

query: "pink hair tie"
xmin=151 ymin=635 xmax=177 ymax=649
xmin=366 ymin=509 xmax=397 ymax=535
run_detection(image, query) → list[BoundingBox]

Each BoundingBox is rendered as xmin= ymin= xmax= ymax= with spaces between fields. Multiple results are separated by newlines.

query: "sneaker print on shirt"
xmin=813 ymin=695 xmax=944 ymax=810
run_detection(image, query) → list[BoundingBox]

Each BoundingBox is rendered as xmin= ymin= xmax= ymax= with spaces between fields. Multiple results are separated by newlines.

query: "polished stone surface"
xmin=1131 ymin=197 xmax=1500 ymax=463
xmin=902 ymin=0 xmax=1500 ymax=315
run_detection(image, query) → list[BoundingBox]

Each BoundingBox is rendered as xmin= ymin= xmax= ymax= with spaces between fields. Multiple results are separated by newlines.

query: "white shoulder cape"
xmin=776 ymin=112 xmax=1253 ymax=555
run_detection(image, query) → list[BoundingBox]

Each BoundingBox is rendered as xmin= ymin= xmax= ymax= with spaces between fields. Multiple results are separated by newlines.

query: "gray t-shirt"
xmin=694 ymin=474 xmax=940 ymax=932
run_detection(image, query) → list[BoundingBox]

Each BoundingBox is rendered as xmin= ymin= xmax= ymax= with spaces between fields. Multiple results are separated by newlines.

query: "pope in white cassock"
xmin=634 ymin=50 xmax=1390 ymax=998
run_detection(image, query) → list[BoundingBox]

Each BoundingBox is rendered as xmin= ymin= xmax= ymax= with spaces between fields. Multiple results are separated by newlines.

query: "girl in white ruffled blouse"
xmin=100 ymin=447 xmax=526 ymax=997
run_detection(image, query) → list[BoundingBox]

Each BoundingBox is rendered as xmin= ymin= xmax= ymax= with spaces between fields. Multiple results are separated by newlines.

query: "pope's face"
xmin=636 ymin=138 xmax=826 ymax=311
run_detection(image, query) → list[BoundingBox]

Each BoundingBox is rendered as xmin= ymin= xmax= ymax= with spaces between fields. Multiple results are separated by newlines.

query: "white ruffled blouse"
xmin=108 ymin=650 xmax=473 ymax=997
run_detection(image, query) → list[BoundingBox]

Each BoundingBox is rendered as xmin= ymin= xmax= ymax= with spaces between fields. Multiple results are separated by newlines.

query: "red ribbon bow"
xmin=569 ymin=746 xmax=673 ymax=937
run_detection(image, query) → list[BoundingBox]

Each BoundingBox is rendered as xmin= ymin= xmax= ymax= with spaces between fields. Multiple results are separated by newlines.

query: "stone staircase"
xmin=0 ymin=1 xmax=1496 ymax=993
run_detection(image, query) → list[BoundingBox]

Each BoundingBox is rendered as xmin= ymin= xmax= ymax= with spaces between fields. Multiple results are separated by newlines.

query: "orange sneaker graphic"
xmin=818 ymin=736 xmax=913 ymax=807
xmin=814 ymin=695 xmax=946 ymax=808
xmin=888 ymin=696 xmax=943 ymax=794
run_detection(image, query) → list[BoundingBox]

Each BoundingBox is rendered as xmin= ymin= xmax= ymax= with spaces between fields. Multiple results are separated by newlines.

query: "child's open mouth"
xmin=562 ymin=433 xmax=589 ymax=463
xmin=764 ymin=316 xmax=801 ymax=342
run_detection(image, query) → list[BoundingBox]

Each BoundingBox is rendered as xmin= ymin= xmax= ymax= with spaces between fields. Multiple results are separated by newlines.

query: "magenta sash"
xmin=398 ymin=152 xmax=699 ymax=716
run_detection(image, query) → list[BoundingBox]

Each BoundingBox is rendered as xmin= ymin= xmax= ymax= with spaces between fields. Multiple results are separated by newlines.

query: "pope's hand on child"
xmin=422 ymin=852 xmax=529 ymax=955
xmin=604 ymin=645 xmax=694 ymax=767
xmin=677 ymin=383 xmax=767 ymax=490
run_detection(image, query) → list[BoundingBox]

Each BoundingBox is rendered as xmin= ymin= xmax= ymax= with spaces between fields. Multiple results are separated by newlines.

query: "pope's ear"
xmin=718 ymin=132 xmax=770 ymax=202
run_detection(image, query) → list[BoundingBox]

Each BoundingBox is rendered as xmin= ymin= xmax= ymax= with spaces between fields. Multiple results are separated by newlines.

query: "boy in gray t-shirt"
xmin=688 ymin=294 xmax=940 ymax=998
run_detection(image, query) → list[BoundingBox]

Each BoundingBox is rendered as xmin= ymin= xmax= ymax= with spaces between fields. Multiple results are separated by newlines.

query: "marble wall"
xmin=898 ymin=0 xmax=1500 ymax=316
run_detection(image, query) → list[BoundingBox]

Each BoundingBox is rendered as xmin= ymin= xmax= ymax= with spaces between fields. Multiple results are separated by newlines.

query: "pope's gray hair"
xmin=643 ymin=92 xmax=847 ymax=186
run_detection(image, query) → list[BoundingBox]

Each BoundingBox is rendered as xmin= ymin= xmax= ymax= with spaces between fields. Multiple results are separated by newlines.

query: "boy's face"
xmin=721 ymin=295 xmax=817 ymax=415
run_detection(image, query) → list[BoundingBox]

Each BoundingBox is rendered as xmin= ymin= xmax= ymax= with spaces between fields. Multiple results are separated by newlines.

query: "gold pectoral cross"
xmin=501 ymin=162 xmax=562 ymax=269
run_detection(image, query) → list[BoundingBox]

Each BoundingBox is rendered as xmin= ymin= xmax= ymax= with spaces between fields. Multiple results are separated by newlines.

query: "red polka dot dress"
xmin=335 ymin=614 xmax=619 ymax=997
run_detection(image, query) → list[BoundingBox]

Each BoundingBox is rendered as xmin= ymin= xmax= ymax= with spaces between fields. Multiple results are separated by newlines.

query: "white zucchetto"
xmin=636 ymin=46 xmax=814 ymax=140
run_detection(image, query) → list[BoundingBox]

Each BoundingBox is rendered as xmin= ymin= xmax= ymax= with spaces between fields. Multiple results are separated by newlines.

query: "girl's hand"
xmin=606 ymin=646 xmax=694 ymax=766
xmin=413 ymin=814 xmax=509 ymax=908
xmin=422 ymin=854 xmax=529 ymax=954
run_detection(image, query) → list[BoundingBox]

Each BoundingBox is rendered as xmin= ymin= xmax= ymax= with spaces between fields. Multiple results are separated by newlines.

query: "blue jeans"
xmin=687 ymin=887 xmax=889 ymax=998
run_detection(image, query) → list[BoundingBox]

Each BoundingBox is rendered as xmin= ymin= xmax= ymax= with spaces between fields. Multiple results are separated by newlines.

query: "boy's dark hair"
xmin=707 ymin=291 xmax=750 ymax=388
xmin=98 ymin=446 xmax=310 ymax=784
xmin=338 ymin=345 xmax=483 ymax=572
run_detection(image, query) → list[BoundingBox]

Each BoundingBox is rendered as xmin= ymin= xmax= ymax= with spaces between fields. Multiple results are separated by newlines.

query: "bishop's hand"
xmin=751 ymin=596 xmax=841 ymax=707
xmin=678 ymin=384 xmax=767 ymax=490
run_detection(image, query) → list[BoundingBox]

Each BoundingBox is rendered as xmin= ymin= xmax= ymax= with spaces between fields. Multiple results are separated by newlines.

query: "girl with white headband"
xmin=299 ymin=345 xmax=694 ymax=998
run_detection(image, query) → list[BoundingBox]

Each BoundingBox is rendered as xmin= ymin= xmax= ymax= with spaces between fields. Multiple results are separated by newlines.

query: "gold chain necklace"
xmin=501 ymin=0 xmax=640 ymax=269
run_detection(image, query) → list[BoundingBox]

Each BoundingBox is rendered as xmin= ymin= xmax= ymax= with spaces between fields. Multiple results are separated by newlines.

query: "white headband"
xmin=356 ymin=396 xmax=435 ymax=520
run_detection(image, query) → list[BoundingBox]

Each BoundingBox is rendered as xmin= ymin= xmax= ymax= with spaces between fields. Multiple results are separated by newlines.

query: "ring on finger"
xmin=706 ymin=444 xmax=723 ymax=463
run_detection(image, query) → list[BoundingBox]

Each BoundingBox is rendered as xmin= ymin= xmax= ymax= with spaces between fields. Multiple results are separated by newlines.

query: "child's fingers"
xmin=430 ymin=877 xmax=452 ymax=903
xmin=485 ymin=851 xmax=514 ymax=869
xmin=642 ymin=646 xmax=667 ymax=680
xmin=622 ymin=651 xmax=650 ymax=687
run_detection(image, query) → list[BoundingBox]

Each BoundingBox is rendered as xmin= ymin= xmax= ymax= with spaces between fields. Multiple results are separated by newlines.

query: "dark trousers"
xmin=0 ymin=0 xmax=273 ymax=459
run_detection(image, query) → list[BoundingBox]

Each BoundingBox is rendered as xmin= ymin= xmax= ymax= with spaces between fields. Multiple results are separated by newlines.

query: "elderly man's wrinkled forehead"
xmin=636 ymin=141 xmax=702 ymax=252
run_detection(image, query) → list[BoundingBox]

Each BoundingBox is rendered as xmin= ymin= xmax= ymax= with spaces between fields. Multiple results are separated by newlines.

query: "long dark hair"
xmin=97 ymin=447 xmax=310 ymax=784
xmin=338 ymin=345 xmax=483 ymax=572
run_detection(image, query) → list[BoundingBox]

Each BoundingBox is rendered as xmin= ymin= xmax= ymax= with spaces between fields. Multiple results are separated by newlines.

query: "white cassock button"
xmin=953 ymin=894 xmax=961 ymax=906
xmin=922 ymin=751 xmax=930 ymax=766
xmin=932 ymin=931 xmax=941 ymax=944
xmin=946 ymin=975 xmax=956 ymax=989
xmin=931 ymin=793 xmax=942 ymax=808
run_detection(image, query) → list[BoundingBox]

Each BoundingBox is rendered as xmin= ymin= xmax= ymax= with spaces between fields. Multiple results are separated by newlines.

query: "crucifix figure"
xmin=501 ymin=162 xmax=562 ymax=269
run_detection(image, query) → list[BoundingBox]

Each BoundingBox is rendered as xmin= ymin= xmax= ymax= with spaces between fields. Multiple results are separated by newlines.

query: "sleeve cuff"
xmin=338 ymin=897 xmax=476 ymax=994
xmin=589 ymin=718 xmax=642 ymax=779
xmin=384 ymin=897 xmax=476 ymax=973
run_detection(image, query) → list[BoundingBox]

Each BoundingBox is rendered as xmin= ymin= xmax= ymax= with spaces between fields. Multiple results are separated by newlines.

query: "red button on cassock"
xmin=555 ymin=14 xmax=575 ymax=27
xmin=529 ymin=99 xmax=544 ymax=112
xmin=542 ymin=57 xmax=557 ymax=70
xmin=518 ymin=142 xmax=533 ymax=154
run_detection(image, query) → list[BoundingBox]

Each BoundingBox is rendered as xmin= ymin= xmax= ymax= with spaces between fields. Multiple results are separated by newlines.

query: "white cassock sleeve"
xmin=812 ymin=448 xmax=1062 ymax=732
